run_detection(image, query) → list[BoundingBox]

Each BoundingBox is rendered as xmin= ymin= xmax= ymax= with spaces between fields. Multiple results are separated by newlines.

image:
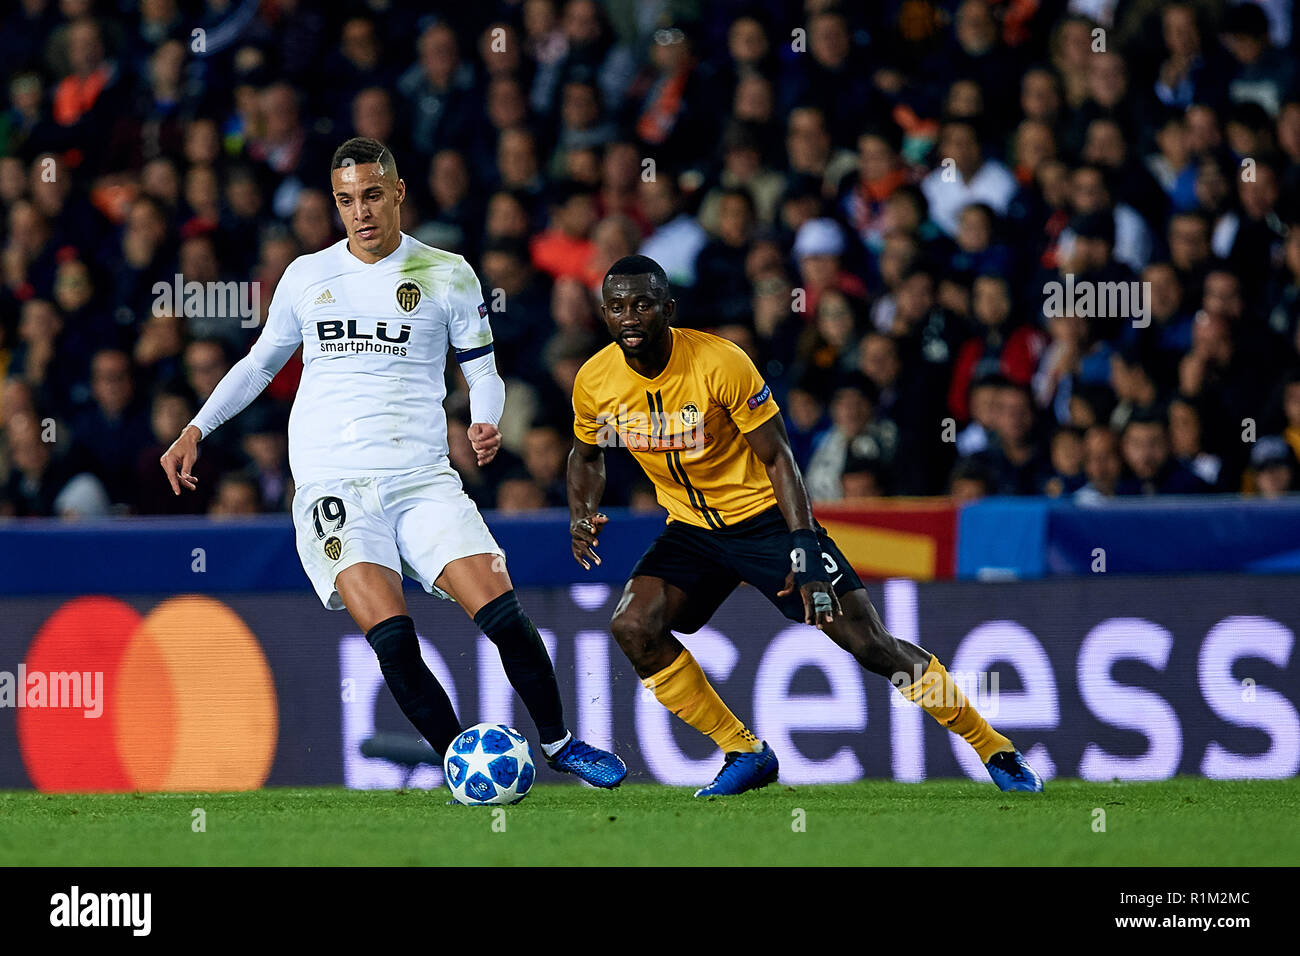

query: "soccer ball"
xmin=444 ymin=723 xmax=536 ymax=805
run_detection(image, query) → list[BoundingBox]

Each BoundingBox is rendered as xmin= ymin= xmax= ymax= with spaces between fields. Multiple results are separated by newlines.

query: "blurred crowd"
xmin=2 ymin=0 xmax=1300 ymax=519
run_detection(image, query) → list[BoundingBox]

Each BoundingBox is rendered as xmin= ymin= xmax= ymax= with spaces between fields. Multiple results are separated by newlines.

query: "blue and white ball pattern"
xmin=444 ymin=723 xmax=536 ymax=805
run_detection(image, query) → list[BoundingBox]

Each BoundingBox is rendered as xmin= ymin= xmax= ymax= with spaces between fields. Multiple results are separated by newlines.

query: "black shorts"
xmin=629 ymin=506 xmax=865 ymax=632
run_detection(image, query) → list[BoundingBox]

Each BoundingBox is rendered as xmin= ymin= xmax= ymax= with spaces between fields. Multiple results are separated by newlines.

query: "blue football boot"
xmin=985 ymin=748 xmax=1044 ymax=792
xmin=546 ymin=737 xmax=628 ymax=788
xmin=694 ymin=742 xmax=779 ymax=797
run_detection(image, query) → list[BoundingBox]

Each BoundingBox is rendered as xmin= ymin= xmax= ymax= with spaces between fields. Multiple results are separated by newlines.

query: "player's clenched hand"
xmin=777 ymin=572 xmax=840 ymax=630
xmin=570 ymin=513 xmax=608 ymax=569
xmin=160 ymin=425 xmax=201 ymax=495
xmin=467 ymin=423 xmax=501 ymax=466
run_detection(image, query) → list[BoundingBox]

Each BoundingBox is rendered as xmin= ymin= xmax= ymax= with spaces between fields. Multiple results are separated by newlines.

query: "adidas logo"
xmin=314 ymin=289 xmax=336 ymax=305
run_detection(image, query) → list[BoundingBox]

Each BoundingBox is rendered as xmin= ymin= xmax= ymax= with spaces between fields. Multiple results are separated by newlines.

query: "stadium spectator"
xmin=692 ymin=187 xmax=756 ymax=326
xmin=1042 ymin=426 xmax=1086 ymax=498
xmin=1 ymin=411 xmax=78 ymax=516
xmin=1249 ymin=435 xmax=1297 ymax=497
xmin=521 ymin=423 xmax=568 ymax=507
xmin=414 ymin=149 xmax=478 ymax=255
xmin=948 ymin=273 xmax=1046 ymax=421
xmin=397 ymin=22 xmax=475 ymax=162
xmin=530 ymin=179 xmax=597 ymax=282
xmin=806 ymin=374 xmax=898 ymax=500
xmin=11 ymin=297 xmax=82 ymax=419
xmin=208 ymin=471 xmax=262 ymax=518
xmin=792 ymin=217 xmax=866 ymax=318
xmin=238 ymin=400 xmax=291 ymax=513
xmin=1075 ymin=424 xmax=1124 ymax=504
xmin=132 ymin=384 xmax=216 ymax=515
xmin=1168 ymin=395 xmax=1223 ymax=490
xmin=586 ymin=213 xmax=640 ymax=292
xmin=920 ymin=117 xmax=1018 ymax=237
xmin=957 ymin=373 xmax=1004 ymax=458
xmin=636 ymin=172 xmax=707 ymax=289
xmin=947 ymin=451 xmax=993 ymax=501
xmin=1108 ymin=345 xmax=1163 ymax=432
xmin=1118 ymin=411 xmax=1210 ymax=495
xmin=69 ymin=348 xmax=152 ymax=505
xmin=697 ymin=123 xmax=783 ymax=233
xmin=793 ymin=289 xmax=861 ymax=382
xmin=531 ymin=0 xmax=636 ymax=123
xmin=841 ymin=450 xmax=887 ymax=500
xmin=782 ymin=380 xmax=828 ymax=471
xmin=2 ymin=1 xmax=1299 ymax=517
xmin=479 ymin=236 xmax=553 ymax=383
xmin=784 ymin=105 xmax=856 ymax=200
xmin=981 ymin=380 xmax=1049 ymax=495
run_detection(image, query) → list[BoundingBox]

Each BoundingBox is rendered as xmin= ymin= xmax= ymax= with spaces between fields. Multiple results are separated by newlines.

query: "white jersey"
xmin=190 ymin=233 xmax=500 ymax=485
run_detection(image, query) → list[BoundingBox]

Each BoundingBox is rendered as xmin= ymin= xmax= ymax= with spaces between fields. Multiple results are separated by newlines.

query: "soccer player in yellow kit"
xmin=567 ymin=255 xmax=1043 ymax=796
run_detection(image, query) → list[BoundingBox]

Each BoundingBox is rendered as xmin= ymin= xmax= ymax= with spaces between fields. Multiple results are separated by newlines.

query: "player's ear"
xmin=663 ymin=297 xmax=676 ymax=319
xmin=395 ymin=178 xmax=406 ymax=204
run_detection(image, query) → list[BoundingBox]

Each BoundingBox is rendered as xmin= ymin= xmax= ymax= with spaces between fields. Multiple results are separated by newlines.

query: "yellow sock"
xmin=643 ymin=649 xmax=762 ymax=754
xmin=897 ymin=655 xmax=1013 ymax=762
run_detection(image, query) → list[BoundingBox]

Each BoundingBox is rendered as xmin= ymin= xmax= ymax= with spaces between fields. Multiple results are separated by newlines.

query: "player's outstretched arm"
xmin=567 ymin=436 xmax=608 ymax=569
xmin=743 ymin=415 xmax=840 ymax=628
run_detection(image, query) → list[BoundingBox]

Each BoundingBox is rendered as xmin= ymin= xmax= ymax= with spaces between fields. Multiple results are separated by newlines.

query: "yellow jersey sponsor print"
xmin=572 ymin=328 xmax=781 ymax=529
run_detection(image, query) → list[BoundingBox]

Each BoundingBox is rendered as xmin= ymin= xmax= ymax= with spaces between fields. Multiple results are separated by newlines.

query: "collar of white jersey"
xmin=339 ymin=231 xmax=409 ymax=267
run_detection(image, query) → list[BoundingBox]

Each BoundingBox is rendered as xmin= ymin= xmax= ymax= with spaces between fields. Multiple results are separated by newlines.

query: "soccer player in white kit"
xmin=160 ymin=137 xmax=627 ymax=789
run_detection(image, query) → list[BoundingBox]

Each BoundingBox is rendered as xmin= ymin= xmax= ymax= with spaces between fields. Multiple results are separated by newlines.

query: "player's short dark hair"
xmin=331 ymin=137 xmax=397 ymax=177
xmin=605 ymin=254 xmax=668 ymax=290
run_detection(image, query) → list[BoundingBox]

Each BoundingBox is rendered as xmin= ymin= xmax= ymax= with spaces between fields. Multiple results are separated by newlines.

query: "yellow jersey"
xmin=572 ymin=328 xmax=781 ymax=529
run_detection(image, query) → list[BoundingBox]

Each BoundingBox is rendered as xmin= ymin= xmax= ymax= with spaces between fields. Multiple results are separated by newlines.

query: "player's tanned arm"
xmin=568 ymin=437 xmax=608 ymax=569
xmin=744 ymin=415 xmax=841 ymax=625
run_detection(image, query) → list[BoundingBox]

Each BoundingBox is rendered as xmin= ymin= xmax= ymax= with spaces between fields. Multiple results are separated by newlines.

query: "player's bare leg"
xmin=607 ymin=575 xmax=690 ymax=678
xmin=337 ymin=561 xmax=463 ymax=755
xmin=434 ymin=552 xmax=512 ymax=616
xmin=336 ymin=562 xmax=407 ymax=631
xmin=816 ymin=589 xmax=929 ymax=680
xmin=438 ymin=552 xmax=627 ymax=787
xmin=822 ymin=589 xmax=1043 ymax=792
xmin=612 ymin=576 xmax=778 ymax=796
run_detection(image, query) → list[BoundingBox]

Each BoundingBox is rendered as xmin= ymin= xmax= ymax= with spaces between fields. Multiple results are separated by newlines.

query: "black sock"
xmin=365 ymin=615 xmax=462 ymax=756
xmin=474 ymin=590 xmax=566 ymax=745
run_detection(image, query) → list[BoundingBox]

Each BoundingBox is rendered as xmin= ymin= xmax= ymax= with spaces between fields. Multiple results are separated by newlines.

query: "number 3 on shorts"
xmin=312 ymin=496 xmax=347 ymax=540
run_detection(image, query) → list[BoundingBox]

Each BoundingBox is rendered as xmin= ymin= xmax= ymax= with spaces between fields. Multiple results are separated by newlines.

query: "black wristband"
xmin=789 ymin=529 xmax=827 ymax=587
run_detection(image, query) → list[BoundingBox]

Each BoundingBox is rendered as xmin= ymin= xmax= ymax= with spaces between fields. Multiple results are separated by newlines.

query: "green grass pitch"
xmin=2 ymin=778 xmax=1297 ymax=866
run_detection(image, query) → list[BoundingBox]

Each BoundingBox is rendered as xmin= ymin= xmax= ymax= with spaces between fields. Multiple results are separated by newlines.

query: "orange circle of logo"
xmin=18 ymin=595 xmax=278 ymax=792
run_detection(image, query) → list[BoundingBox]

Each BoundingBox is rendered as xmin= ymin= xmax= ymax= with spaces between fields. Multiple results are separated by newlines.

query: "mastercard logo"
xmin=18 ymin=595 xmax=277 ymax=792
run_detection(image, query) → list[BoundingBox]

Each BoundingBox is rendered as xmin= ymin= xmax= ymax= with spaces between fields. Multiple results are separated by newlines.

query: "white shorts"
xmin=292 ymin=467 xmax=504 ymax=610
